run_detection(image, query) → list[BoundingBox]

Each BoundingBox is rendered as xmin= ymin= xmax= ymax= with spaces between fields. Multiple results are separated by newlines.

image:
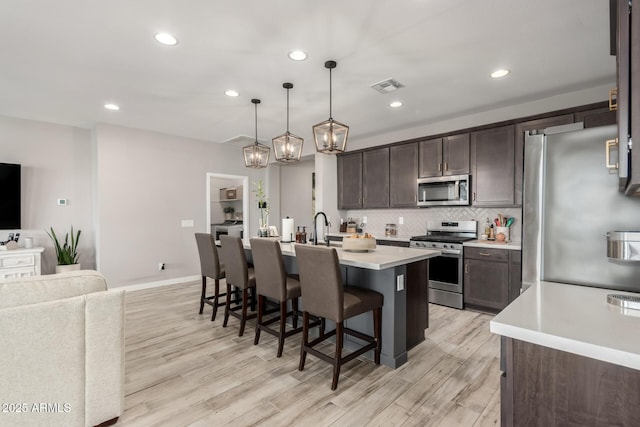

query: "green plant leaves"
xmin=46 ymin=226 xmax=81 ymax=265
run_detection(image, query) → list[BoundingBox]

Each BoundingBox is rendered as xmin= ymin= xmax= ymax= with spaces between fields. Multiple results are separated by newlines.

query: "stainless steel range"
xmin=410 ymin=220 xmax=477 ymax=309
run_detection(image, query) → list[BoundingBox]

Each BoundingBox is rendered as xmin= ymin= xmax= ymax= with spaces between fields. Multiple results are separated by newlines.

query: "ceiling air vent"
xmin=370 ymin=78 xmax=404 ymax=94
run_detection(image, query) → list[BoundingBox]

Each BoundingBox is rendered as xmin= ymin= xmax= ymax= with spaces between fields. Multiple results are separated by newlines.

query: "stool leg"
xmin=211 ymin=278 xmax=220 ymax=321
xmin=254 ymin=294 xmax=264 ymax=345
xmin=298 ymin=311 xmax=309 ymax=371
xmin=239 ymin=288 xmax=249 ymax=337
xmin=199 ymin=276 xmax=206 ymax=314
xmin=332 ymin=321 xmax=344 ymax=391
xmin=277 ymin=301 xmax=286 ymax=357
xmin=374 ymin=307 xmax=382 ymax=365
xmin=292 ymin=297 xmax=299 ymax=329
xmin=320 ymin=318 xmax=326 ymax=339
xmin=223 ymin=282 xmax=232 ymax=328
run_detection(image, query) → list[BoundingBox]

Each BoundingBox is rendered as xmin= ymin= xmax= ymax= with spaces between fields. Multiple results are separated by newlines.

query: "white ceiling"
xmin=0 ymin=0 xmax=614 ymax=152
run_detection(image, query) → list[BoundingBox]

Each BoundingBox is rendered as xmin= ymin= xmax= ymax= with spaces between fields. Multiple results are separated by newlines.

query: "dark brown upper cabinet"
xmin=470 ymin=125 xmax=515 ymax=207
xmin=419 ymin=134 xmax=469 ymax=178
xmin=390 ymin=143 xmax=418 ymax=207
xmin=362 ymin=147 xmax=390 ymax=208
xmin=337 ymin=152 xmax=363 ymax=209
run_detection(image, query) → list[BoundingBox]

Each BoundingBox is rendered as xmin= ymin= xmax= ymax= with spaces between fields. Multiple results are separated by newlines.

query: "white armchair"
xmin=0 ymin=270 xmax=125 ymax=427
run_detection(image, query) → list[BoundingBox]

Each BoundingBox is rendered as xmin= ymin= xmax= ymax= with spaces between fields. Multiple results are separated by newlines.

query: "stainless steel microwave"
xmin=417 ymin=174 xmax=470 ymax=207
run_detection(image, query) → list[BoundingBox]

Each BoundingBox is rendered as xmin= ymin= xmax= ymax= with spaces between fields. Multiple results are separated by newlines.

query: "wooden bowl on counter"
xmin=341 ymin=234 xmax=376 ymax=252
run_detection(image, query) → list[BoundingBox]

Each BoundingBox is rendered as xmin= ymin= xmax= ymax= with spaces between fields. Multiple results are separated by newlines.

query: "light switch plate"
xmin=399 ymin=216 xmax=404 ymax=224
xmin=362 ymin=216 xmax=367 ymax=224
xmin=181 ymin=219 xmax=194 ymax=228
xmin=396 ymin=274 xmax=404 ymax=291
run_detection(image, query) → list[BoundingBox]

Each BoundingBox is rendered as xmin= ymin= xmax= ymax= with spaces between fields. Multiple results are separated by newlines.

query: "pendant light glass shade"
xmin=273 ymin=82 xmax=303 ymax=163
xmin=243 ymin=99 xmax=270 ymax=168
xmin=313 ymin=60 xmax=349 ymax=154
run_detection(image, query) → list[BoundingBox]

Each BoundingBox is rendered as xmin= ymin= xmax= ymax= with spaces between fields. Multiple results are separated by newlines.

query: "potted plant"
xmin=252 ymin=180 xmax=269 ymax=237
xmin=46 ymin=226 xmax=81 ymax=273
xmin=223 ymin=206 xmax=235 ymax=221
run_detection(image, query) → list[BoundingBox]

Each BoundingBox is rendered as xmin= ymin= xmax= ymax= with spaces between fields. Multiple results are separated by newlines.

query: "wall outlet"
xmin=181 ymin=219 xmax=194 ymax=228
xmin=399 ymin=216 xmax=404 ymax=225
xmin=159 ymin=263 xmax=165 ymax=271
xmin=362 ymin=216 xmax=368 ymax=224
xmin=396 ymin=274 xmax=405 ymax=291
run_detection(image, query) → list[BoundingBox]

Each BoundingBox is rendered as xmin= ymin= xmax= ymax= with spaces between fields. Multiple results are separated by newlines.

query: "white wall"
xmin=279 ymin=158 xmax=315 ymax=234
xmin=94 ymin=124 xmax=266 ymax=287
xmin=0 ymin=116 xmax=95 ymax=274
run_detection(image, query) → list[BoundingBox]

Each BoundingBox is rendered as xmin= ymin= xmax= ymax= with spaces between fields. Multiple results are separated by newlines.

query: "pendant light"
xmin=243 ymin=98 xmax=270 ymax=168
xmin=312 ymin=60 xmax=349 ymax=154
xmin=273 ymin=82 xmax=303 ymax=163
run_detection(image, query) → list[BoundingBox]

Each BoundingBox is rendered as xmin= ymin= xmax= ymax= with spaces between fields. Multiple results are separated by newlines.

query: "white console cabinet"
xmin=0 ymin=247 xmax=44 ymax=278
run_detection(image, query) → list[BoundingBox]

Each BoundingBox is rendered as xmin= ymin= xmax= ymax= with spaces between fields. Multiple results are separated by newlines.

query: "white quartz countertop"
xmin=241 ymin=238 xmax=440 ymax=270
xmin=490 ymin=281 xmax=640 ymax=370
xmin=464 ymin=240 xmax=521 ymax=250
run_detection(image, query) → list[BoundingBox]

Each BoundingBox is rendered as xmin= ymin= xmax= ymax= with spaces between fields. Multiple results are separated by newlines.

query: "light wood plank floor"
xmin=116 ymin=281 xmax=500 ymax=427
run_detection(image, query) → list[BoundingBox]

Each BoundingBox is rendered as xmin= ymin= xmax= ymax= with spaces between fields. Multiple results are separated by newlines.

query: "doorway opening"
xmin=206 ymin=173 xmax=249 ymax=239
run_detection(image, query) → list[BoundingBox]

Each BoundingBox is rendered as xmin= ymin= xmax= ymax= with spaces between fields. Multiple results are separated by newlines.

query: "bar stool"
xmin=194 ymin=233 xmax=226 ymax=321
xmin=249 ymin=238 xmax=303 ymax=357
xmin=295 ymin=244 xmax=383 ymax=390
xmin=219 ymin=235 xmax=256 ymax=336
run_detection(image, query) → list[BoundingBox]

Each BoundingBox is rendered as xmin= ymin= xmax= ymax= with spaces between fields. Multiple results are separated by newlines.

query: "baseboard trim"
xmin=120 ymin=275 xmax=200 ymax=292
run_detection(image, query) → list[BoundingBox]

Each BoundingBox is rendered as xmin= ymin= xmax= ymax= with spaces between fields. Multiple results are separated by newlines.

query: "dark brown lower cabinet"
xmin=502 ymin=338 xmax=640 ymax=426
xmin=464 ymin=247 xmax=521 ymax=312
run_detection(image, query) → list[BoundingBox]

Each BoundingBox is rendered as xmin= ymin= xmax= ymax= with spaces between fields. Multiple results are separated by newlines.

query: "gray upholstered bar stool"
xmin=194 ymin=233 xmax=226 ymax=321
xmin=249 ymin=238 xmax=302 ymax=357
xmin=295 ymin=244 xmax=383 ymax=390
xmin=219 ymin=235 xmax=256 ymax=336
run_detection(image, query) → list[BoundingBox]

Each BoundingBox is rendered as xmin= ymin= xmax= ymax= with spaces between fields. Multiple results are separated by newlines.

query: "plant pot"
xmin=224 ymin=213 xmax=233 ymax=220
xmin=55 ymin=264 xmax=81 ymax=274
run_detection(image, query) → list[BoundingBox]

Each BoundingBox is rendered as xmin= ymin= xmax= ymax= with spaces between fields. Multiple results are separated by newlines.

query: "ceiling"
xmin=0 ymin=0 xmax=614 ymax=153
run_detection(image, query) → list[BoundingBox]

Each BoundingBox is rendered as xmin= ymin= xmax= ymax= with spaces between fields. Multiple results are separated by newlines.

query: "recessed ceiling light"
xmin=225 ymin=90 xmax=239 ymax=97
xmin=104 ymin=103 xmax=120 ymax=111
xmin=288 ymin=50 xmax=308 ymax=61
xmin=390 ymin=101 xmax=403 ymax=108
xmin=490 ymin=68 xmax=510 ymax=78
xmin=154 ymin=32 xmax=178 ymax=46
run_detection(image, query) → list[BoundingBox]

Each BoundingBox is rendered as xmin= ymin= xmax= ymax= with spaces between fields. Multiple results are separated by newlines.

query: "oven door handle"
xmin=439 ymin=249 xmax=461 ymax=256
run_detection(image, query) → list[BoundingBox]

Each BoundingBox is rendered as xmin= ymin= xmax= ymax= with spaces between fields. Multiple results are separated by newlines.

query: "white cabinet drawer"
xmin=0 ymin=255 xmax=35 ymax=269
xmin=0 ymin=266 xmax=35 ymax=279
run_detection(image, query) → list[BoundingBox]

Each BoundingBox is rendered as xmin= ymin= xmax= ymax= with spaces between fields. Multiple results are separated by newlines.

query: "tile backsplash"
xmin=340 ymin=206 xmax=522 ymax=242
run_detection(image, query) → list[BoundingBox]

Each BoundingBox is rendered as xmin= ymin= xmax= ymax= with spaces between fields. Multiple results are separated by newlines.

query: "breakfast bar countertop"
xmin=490 ymin=281 xmax=640 ymax=370
xmin=241 ymin=239 xmax=441 ymax=270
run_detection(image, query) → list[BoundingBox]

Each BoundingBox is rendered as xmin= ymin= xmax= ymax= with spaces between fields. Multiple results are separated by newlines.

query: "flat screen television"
xmin=0 ymin=163 xmax=21 ymax=230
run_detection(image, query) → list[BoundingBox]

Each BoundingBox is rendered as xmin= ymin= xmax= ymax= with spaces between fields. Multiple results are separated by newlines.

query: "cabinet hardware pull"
xmin=605 ymin=138 xmax=619 ymax=169
xmin=609 ymin=88 xmax=618 ymax=111
xmin=438 ymin=163 xmax=442 ymax=171
xmin=479 ymin=252 xmax=492 ymax=256
xmin=473 ymin=192 xmax=476 ymax=201
xmin=444 ymin=162 xmax=448 ymax=171
xmin=464 ymin=262 xmax=469 ymax=273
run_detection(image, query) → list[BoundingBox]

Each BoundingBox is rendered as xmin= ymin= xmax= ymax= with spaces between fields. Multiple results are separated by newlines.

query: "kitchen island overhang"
xmin=240 ymin=239 xmax=441 ymax=368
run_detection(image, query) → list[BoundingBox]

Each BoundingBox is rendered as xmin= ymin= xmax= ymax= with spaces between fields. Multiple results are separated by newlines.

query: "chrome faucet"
xmin=313 ymin=211 xmax=330 ymax=246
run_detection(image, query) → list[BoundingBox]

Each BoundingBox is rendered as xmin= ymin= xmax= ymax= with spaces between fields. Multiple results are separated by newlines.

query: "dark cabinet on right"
xmin=419 ymin=133 xmax=469 ymax=178
xmin=612 ymin=0 xmax=640 ymax=195
xmin=470 ymin=125 xmax=515 ymax=206
xmin=464 ymin=247 xmax=521 ymax=312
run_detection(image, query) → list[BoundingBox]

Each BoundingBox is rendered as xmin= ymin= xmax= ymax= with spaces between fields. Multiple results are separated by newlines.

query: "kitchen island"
xmin=241 ymin=239 xmax=441 ymax=368
xmin=491 ymin=281 xmax=640 ymax=425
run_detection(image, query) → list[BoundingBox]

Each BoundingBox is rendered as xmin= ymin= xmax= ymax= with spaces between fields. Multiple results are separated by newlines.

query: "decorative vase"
xmin=258 ymin=227 xmax=269 ymax=237
xmin=55 ymin=264 xmax=81 ymax=274
xmin=224 ymin=213 xmax=233 ymax=220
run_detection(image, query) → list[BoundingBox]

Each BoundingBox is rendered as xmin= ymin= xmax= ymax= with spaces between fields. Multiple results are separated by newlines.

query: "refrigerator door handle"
xmin=605 ymin=138 xmax=619 ymax=169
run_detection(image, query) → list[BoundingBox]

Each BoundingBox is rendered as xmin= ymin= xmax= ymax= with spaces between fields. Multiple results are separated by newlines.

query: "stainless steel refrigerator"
xmin=522 ymin=123 xmax=640 ymax=292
